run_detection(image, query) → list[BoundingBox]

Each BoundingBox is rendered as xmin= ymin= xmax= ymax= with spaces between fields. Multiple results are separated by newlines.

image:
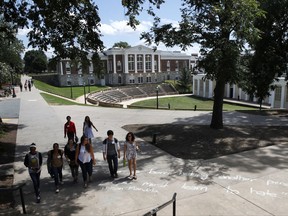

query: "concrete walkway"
xmin=2 ymin=75 xmax=288 ymax=215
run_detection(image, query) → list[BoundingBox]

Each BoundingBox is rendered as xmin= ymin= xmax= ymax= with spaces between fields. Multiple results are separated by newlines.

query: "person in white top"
xmin=75 ymin=135 xmax=96 ymax=188
xmin=123 ymin=132 xmax=140 ymax=180
xmin=83 ymin=116 xmax=98 ymax=144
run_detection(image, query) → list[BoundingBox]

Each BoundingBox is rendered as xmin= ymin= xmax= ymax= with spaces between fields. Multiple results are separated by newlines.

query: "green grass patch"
xmin=131 ymin=95 xmax=258 ymax=111
xmin=34 ymin=80 xmax=108 ymax=99
xmin=40 ymin=93 xmax=80 ymax=105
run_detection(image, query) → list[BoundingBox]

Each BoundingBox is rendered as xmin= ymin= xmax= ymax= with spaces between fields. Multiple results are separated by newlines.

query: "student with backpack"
xmin=102 ymin=130 xmax=121 ymax=178
xmin=47 ymin=143 xmax=64 ymax=193
xmin=64 ymin=138 xmax=79 ymax=183
xmin=24 ymin=143 xmax=42 ymax=203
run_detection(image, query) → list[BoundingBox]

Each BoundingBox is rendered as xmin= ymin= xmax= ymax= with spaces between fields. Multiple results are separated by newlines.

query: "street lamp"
xmin=88 ymin=81 xmax=91 ymax=93
xmin=10 ymin=71 xmax=16 ymax=98
xmin=70 ymin=84 xmax=73 ymax=99
xmin=83 ymin=82 xmax=87 ymax=104
xmin=156 ymin=85 xmax=159 ymax=109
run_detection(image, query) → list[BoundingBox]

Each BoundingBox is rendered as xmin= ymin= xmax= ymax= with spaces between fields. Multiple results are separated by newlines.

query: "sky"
xmin=16 ymin=0 xmax=200 ymax=58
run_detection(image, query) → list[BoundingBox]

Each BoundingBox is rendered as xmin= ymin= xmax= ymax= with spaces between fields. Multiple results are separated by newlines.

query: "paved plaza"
xmin=1 ymin=76 xmax=288 ymax=215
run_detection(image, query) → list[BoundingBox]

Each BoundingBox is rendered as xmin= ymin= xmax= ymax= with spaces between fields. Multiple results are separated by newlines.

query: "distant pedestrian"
xmin=47 ymin=143 xmax=64 ymax=193
xmin=31 ymin=79 xmax=34 ymax=86
xmin=64 ymin=115 xmax=77 ymax=142
xmin=83 ymin=116 xmax=98 ymax=145
xmin=123 ymin=132 xmax=140 ymax=180
xmin=24 ymin=81 xmax=27 ymax=91
xmin=102 ymin=130 xmax=121 ymax=178
xmin=75 ymin=135 xmax=96 ymax=188
xmin=19 ymin=82 xmax=23 ymax=92
xmin=24 ymin=143 xmax=42 ymax=203
xmin=28 ymin=81 xmax=31 ymax=91
xmin=64 ymin=138 xmax=79 ymax=183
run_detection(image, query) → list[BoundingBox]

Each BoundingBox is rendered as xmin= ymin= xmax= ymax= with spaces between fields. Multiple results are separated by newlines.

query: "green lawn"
xmin=40 ymin=93 xmax=80 ymax=105
xmin=34 ymin=80 xmax=107 ymax=100
xmin=34 ymin=80 xmax=258 ymax=111
xmin=131 ymin=95 xmax=258 ymax=111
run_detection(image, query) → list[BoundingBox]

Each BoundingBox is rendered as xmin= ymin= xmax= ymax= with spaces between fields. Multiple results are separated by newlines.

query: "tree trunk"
xmin=259 ymin=99 xmax=262 ymax=111
xmin=210 ymin=80 xmax=225 ymax=129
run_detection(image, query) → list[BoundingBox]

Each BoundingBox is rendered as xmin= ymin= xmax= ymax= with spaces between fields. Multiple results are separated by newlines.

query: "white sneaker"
xmin=55 ymin=188 xmax=59 ymax=193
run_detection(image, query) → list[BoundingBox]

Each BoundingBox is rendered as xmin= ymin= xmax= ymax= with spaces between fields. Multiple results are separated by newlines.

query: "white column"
xmin=143 ymin=54 xmax=146 ymax=73
xmin=209 ymin=80 xmax=213 ymax=98
xmin=152 ymin=54 xmax=155 ymax=73
xmin=203 ymin=81 xmax=206 ymax=97
xmin=125 ymin=54 xmax=128 ymax=74
xmin=134 ymin=54 xmax=137 ymax=73
xmin=233 ymin=84 xmax=236 ymax=98
xmin=60 ymin=61 xmax=63 ymax=75
xmin=158 ymin=55 xmax=161 ymax=72
xmin=270 ymin=90 xmax=275 ymax=108
xmin=281 ymin=85 xmax=285 ymax=108
xmin=226 ymin=83 xmax=230 ymax=98
xmin=197 ymin=79 xmax=200 ymax=96
xmin=238 ymin=88 xmax=242 ymax=100
xmin=113 ymin=54 xmax=116 ymax=73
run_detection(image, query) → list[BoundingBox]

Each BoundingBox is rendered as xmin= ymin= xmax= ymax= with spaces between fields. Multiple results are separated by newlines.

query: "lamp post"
xmin=83 ymin=82 xmax=87 ymax=104
xmin=70 ymin=84 xmax=73 ymax=99
xmin=10 ymin=71 xmax=16 ymax=98
xmin=156 ymin=85 xmax=159 ymax=109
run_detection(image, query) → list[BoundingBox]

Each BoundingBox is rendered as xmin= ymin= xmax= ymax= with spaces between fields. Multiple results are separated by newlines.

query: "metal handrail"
xmin=143 ymin=193 xmax=177 ymax=216
xmin=0 ymin=182 xmax=26 ymax=214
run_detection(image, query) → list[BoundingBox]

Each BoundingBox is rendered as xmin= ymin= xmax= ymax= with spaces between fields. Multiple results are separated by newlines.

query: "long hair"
xmin=80 ymin=135 xmax=90 ymax=151
xmin=84 ymin=116 xmax=92 ymax=127
xmin=125 ymin=132 xmax=135 ymax=142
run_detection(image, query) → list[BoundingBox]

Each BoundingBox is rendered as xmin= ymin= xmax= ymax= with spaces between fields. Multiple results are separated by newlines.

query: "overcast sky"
xmin=17 ymin=0 xmax=200 ymax=58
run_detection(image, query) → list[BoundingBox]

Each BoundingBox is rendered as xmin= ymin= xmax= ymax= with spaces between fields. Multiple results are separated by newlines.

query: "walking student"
xmin=102 ymin=130 xmax=121 ymax=178
xmin=64 ymin=115 xmax=77 ymax=141
xmin=24 ymin=143 xmax=42 ymax=203
xmin=75 ymin=135 xmax=96 ymax=188
xmin=83 ymin=116 xmax=98 ymax=145
xmin=47 ymin=143 xmax=64 ymax=193
xmin=64 ymin=138 xmax=79 ymax=183
xmin=123 ymin=132 xmax=140 ymax=180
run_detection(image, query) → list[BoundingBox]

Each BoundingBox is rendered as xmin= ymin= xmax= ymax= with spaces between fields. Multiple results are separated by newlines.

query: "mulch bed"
xmin=122 ymin=124 xmax=288 ymax=160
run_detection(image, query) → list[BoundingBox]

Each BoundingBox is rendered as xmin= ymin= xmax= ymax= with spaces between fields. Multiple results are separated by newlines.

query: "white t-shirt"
xmin=78 ymin=145 xmax=91 ymax=163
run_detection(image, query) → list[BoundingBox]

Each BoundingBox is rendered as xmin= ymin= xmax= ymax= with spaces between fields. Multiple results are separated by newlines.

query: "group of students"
xmin=24 ymin=115 xmax=140 ymax=203
xmin=20 ymin=79 xmax=33 ymax=92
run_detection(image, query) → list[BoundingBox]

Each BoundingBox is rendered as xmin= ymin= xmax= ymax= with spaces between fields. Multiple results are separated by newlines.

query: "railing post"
xmin=19 ymin=187 xmax=27 ymax=214
xmin=173 ymin=197 xmax=176 ymax=216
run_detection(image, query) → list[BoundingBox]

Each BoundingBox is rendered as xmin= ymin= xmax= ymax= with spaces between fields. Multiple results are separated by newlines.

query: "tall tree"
xmin=92 ymin=53 xmax=105 ymax=79
xmin=239 ymin=0 xmax=288 ymax=109
xmin=24 ymin=50 xmax=47 ymax=73
xmin=0 ymin=18 xmax=24 ymax=86
xmin=178 ymin=68 xmax=192 ymax=93
xmin=0 ymin=0 xmax=104 ymax=60
xmin=123 ymin=0 xmax=264 ymax=129
xmin=112 ymin=41 xmax=131 ymax=48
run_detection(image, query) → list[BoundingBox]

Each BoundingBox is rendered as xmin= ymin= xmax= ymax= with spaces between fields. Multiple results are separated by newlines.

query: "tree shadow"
xmin=122 ymin=110 xmax=288 ymax=185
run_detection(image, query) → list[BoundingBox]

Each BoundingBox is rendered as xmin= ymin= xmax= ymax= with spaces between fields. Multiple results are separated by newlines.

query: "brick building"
xmin=56 ymin=45 xmax=198 ymax=86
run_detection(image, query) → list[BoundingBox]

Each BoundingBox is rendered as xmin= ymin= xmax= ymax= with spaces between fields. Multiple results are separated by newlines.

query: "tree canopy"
xmin=239 ymin=0 xmax=288 ymax=109
xmin=0 ymin=0 xmax=104 ymax=59
xmin=123 ymin=0 xmax=265 ymax=129
xmin=0 ymin=18 xmax=24 ymax=86
xmin=112 ymin=41 xmax=131 ymax=49
xmin=24 ymin=50 xmax=48 ymax=73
